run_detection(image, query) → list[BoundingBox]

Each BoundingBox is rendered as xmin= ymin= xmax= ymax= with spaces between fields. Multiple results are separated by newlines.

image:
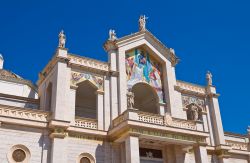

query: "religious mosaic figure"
xmin=109 ymin=29 xmax=117 ymax=41
xmin=139 ymin=15 xmax=147 ymax=31
xmin=126 ymin=49 xmax=164 ymax=103
xmin=127 ymin=90 xmax=135 ymax=109
xmin=58 ymin=30 xmax=66 ymax=48
xmin=206 ymin=71 xmax=213 ymax=86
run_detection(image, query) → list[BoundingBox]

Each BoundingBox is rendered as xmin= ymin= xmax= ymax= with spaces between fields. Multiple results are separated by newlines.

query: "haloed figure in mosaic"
xmin=126 ymin=48 xmax=164 ymax=103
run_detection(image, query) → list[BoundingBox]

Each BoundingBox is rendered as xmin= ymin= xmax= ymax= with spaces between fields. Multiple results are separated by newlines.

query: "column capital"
xmin=49 ymin=128 xmax=68 ymax=139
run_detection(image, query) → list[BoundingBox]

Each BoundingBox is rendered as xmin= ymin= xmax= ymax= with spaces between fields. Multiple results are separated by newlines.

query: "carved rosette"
xmin=164 ymin=114 xmax=173 ymax=126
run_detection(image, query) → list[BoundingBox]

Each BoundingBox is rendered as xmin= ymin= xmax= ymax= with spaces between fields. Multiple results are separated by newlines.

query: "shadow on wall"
xmin=38 ymin=133 xmax=51 ymax=163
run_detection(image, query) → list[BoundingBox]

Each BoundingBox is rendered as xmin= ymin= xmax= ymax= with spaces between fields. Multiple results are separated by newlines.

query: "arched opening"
xmin=75 ymin=80 xmax=98 ymax=119
xmin=132 ymin=82 xmax=159 ymax=114
xmin=45 ymin=83 xmax=52 ymax=111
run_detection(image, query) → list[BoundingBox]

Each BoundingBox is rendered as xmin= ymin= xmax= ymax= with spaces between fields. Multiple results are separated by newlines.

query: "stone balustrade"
xmin=137 ymin=111 xmax=164 ymax=125
xmin=113 ymin=109 xmax=198 ymax=131
xmin=0 ymin=105 xmax=49 ymax=122
xmin=75 ymin=117 xmax=98 ymax=130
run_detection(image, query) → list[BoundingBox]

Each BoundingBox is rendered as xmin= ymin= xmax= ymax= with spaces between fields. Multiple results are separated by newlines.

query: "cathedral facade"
xmin=0 ymin=17 xmax=249 ymax=163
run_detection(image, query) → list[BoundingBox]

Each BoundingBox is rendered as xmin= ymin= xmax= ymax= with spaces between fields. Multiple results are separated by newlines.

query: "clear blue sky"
xmin=0 ymin=0 xmax=249 ymax=134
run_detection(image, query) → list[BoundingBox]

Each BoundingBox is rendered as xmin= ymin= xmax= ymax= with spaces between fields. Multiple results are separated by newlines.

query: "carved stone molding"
xmin=182 ymin=95 xmax=206 ymax=113
xmin=68 ymin=54 xmax=109 ymax=72
xmin=49 ymin=128 xmax=68 ymax=139
xmin=226 ymin=140 xmax=248 ymax=151
xmin=0 ymin=105 xmax=49 ymax=122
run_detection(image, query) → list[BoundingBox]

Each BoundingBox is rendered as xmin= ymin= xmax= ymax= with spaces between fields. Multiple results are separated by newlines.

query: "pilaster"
xmin=96 ymin=90 xmax=104 ymax=130
xmin=104 ymin=76 xmax=111 ymax=131
xmin=162 ymin=61 xmax=186 ymax=119
xmin=49 ymin=128 xmax=68 ymax=163
xmin=206 ymin=85 xmax=225 ymax=145
xmin=125 ymin=135 xmax=140 ymax=163
xmin=104 ymin=41 xmax=119 ymax=121
xmin=51 ymin=47 xmax=72 ymax=122
xmin=194 ymin=145 xmax=209 ymax=163
xmin=117 ymin=48 xmax=127 ymax=114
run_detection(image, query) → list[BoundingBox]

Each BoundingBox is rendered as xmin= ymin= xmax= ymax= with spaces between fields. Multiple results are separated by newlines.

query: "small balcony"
xmin=113 ymin=109 xmax=204 ymax=132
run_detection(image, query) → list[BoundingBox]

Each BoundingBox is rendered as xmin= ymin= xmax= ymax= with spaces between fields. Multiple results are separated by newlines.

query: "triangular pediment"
xmin=114 ymin=30 xmax=179 ymax=66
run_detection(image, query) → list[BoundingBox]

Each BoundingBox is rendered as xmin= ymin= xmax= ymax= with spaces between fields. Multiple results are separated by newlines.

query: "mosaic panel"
xmin=71 ymin=71 xmax=103 ymax=91
xmin=126 ymin=48 xmax=164 ymax=102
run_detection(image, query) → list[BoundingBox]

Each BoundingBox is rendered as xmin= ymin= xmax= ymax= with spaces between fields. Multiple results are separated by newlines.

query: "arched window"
xmin=77 ymin=153 xmax=95 ymax=163
xmin=45 ymin=82 xmax=52 ymax=111
xmin=75 ymin=80 xmax=98 ymax=119
xmin=132 ymin=82 xmax=159 ymax=114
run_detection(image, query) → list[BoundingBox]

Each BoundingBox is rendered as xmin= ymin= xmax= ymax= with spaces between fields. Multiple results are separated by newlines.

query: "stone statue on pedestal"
xmin=58 ymin=30 xmax=66 ymax=48
xmin=109 ymin=29 xmax=117 ymax=41
xmin=170 ymin=48 xmax=175 ymax=55
xmin=206 ymin=71 xmax=213 ymax=86
xmin=139 ymin=15 xmax=148 ymax=31
xmin=127 ymin=90 xmax=135 ymax=109
xmin=187 ymin=104 xmax=202 ymax=121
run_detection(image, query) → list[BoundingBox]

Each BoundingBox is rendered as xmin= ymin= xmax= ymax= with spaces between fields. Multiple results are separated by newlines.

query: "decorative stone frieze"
xmin=225 ymin=140 xmax=248 ymax=151
xmin=0 ymin=105 xmax=49 ymax=122
xmin=176 ymin=80 xmax=206 ymax=95
xmin=68 ymin=54 xmax=109 ymax=72
xmin=129 ymin=128 xmax=207 ymax=144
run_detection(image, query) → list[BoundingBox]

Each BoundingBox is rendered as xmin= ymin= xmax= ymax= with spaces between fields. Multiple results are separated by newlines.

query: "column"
xmin=194 ymin=146 xmax=209 ymax=163
xmin=125 ymin=136 xmax=140 ymax=163
xmin=96 ymin=90 xmax=104 ymax=130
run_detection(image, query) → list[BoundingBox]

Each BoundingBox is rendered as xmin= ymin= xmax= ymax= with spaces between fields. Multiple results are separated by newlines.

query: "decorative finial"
xmin=170 ymin=48 xmax=175 ymax=55
xmin=58 ymin=30 xmax=66 ymax=48
xmin=206 ymin=71 xmax=213 ymax=86
xmin=0 ymin=53 xmax=3 ymax=69
xmin=108 ymin=29 xmax=117 ymax=41
xmin=139 ymin=15 xmax=148 ymax=31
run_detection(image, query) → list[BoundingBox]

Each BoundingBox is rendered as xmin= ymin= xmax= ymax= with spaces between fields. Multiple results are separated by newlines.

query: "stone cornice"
xmin=68 ymin=54 xmax=109 ymax=73
xmin=0 ymin=93 xmax=39 ymax=104
xmin=0 ymin=74 xmax=37 ymax=91
xmin=176 ymin=80 xmax=206 ymax=96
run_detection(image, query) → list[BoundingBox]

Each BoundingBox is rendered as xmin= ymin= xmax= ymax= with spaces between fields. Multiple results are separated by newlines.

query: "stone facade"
xmin=0 ymin=17 xmax=249 ymax=163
